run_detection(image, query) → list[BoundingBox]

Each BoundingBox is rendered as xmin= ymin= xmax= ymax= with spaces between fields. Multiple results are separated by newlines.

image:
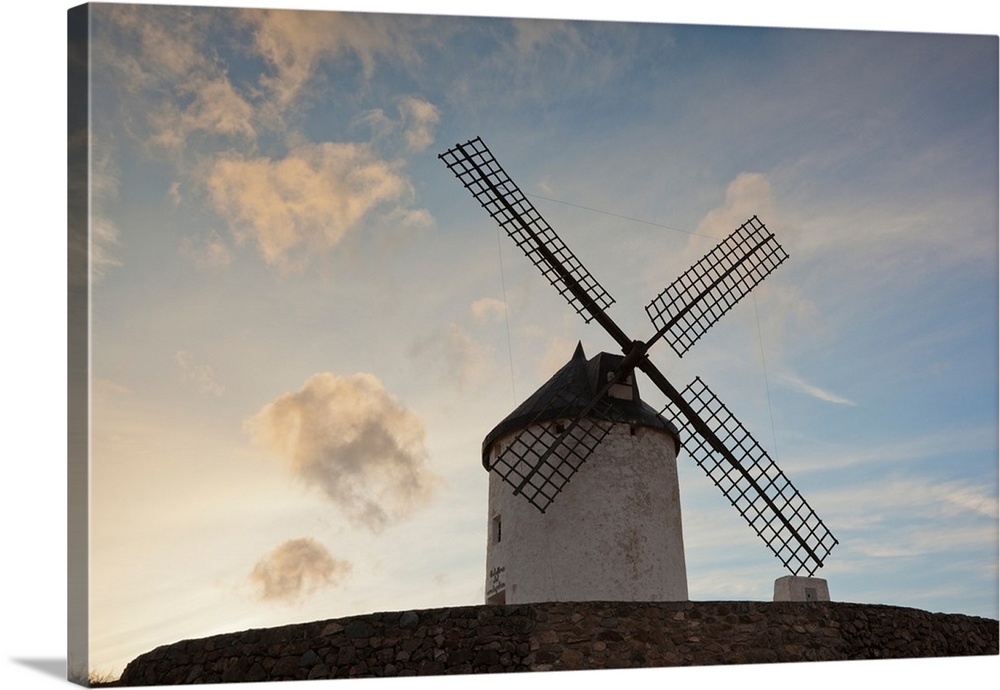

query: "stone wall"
xmin=117 ymin=600 xmax=998 ymax=685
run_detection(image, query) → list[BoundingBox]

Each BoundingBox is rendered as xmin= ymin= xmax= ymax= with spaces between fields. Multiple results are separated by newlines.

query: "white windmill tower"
xmin=439 ymin=137 xmax=838 ymax=605
xmin=481 ymin=342 xmax=687 ymax=604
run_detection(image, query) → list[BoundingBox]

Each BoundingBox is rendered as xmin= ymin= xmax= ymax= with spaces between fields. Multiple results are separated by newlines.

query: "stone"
xmin=298 ymin=649 xmax=321 ymax=667
xmin=321 ymin=622 xmax=345 ymax=636
xmin=399 ymin=611 xmax=420 ymax=629
xmin=344 ymin=620 xmax=375 ymax=638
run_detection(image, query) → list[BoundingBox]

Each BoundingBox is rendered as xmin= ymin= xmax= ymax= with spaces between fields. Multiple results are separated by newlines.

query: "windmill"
xmin=439 ymin=136 xmax=837 ymax=604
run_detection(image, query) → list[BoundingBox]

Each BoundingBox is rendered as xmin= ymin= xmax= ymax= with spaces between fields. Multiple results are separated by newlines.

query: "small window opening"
xmin=629 ymin=425 xmax=637 ymax=437
xmin=492 ymin=514 xmax=502 ymax=543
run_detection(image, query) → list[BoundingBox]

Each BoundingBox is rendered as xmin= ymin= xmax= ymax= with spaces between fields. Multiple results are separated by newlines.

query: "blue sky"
xmin=9 ymin=1 xmax=999 ymax=686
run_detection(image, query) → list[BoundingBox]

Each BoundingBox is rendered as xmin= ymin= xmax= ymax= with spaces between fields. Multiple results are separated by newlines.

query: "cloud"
xmin=698 ymin=172 xmax=777 ymax=240
xmin=502 ymin=19 xmax=624 ymax=95
xmin=207 ymin=142 xmax=413 ymax=268
xmin=536 ymin=336 xmax=583 ymax=380
xmin=823 ymin=476 xmax=998 ymax=569
xmin=96 ymin=5 xmax=256 ymax=152
xmin=511 ymin=18 xmax=585 ymax=56
xmin=361 ymin=96 xmax=440 ymax=153
xmin=89 ymin=135 xmax=122 ymax=282
xmin=246 ymin=373 xmax=440 ymax=531
xmin=174 ymin=351 xmax=225 ymax=396
xmin=410 ymin=324 xmax=494 ymax=389
xmin=779 ymin=371 xmax=856 ymax=406
xmin=786 ymin=424 xmax=997 ymax=475
xmin=243 ymin=9 xmax=419 ymax=109
xmin=398 ymin=96 xmax=440 ymax=152
xmin=830 ymin=477 xmax=999 ymax=523
xmin=653 ymin=172 xmax=782 ymax=290
xmin=180 ymin=232 xmax=233 ymax=270
xmin=147 ymin=74 xmax=256 ymax=151
xmin=651 ymin=171 xmax=823 ymax=365
xmin=470 ymin=297 xmax=508 ymax=323
xmin=249 ymin=537 xmax=351 ymax=603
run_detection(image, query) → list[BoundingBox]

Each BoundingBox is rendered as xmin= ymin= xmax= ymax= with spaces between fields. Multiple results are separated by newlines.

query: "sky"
xmin=4 ymin=2 xmax=999 ymax=688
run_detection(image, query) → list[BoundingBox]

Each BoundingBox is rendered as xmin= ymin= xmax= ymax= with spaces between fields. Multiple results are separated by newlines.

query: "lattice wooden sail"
xmin=646 ymin=216 xmax=788 ymax=357
xmin=662 ymin=377 xmax=838 ymax=575
xmin=440 ymin=137 xmax=615 ymax=323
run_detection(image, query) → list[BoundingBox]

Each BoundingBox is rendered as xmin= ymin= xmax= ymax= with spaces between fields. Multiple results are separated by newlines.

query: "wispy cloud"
xmin=246 ymin=372 xmax=441 ymax=532
xmin=96 ymin=5 xmax=256 ymax=153
xmin=179 ymin=231 xmax=233 ymax=270
xmin=779 ymin=371 xmax=856 ymax=406
xmin=536 ymin=336 xmax=583 ymax=379
xmin=786 ymin=424 xmax=997 ymax=474
xmin=148 ymin=75 xmax=256 ymax=152
xmin=653 ymin=172 xmax=782 ymax=287
xmin=501 ymin=18 xmax=630 ymax=97
xmin=398 ymin=96 xmax=440 ymax=152
xmin=410 ymin=324 xmax=495 ymax=390
xmin=207 ymin=142 xmax=414 ymax=269
xmin=823 ymin=476 xmax=999 ymax=524
xmin=249 ymin=537 xmax=351 ymax=604
xmin=242 ymin=9 xmax=421 ymax=110
xmin=90 ymin=135 xmax=122 ymax=282
xmin=470 ymin=297 xmax=508 ymax=323
xmin=174 ymin=351 xmax=225 ymax=396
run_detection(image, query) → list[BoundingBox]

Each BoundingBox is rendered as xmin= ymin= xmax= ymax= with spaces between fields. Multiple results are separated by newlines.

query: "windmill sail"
xmin=491 ymin=409 xmax=617 ymax=513
xmin=646 ymin=216 xmax=788 ymax=357
xmin=439 ymin=137 xmax=616 ymax=325
xmin=662 ymin=376 xmax=838 ymax=575
xmin=485 ymin=344 xmax=660 ymax=512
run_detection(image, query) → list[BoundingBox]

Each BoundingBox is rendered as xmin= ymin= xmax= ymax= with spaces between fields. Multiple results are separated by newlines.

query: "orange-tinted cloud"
xmin=98 ymin=4 xmax=256 ymax=151
xmin=398 ymin=96 xmax=440 ymax=152
xmin=249 ymin=537 xmax=351 ymax=603
xmin=246 ymin=373 xmax=440 ymax=532
xmin=243 ymin=9 xmax=418 ymax=108
xmin=207 ymin=143 xmax=412 ymax=269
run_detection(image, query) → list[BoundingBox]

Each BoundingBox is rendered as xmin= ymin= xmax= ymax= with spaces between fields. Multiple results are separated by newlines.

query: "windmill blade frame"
xmin=439 ymin=137 xmax=616 ymax=324
xmin=646 ymin=216 xmax=789 ymax=358
xmin=491 ymin=407 xmax=617 ymax=513
xmin=660 ymin=375 xmax=839 ymax=575
xmin=489 ymin=344 xmax=659 ymax=511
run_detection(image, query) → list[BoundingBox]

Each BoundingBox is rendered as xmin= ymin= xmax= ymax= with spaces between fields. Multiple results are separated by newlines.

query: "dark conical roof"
xmin=481 ymin=342 xmax=680 ymax=467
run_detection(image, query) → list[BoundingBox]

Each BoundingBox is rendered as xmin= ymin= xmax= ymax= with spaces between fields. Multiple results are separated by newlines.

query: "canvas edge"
xmin=68 ymin=3 xmax=91 ymax=685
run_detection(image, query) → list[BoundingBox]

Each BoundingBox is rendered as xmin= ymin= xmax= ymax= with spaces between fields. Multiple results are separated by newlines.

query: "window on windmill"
xmin=606 ymin=371 xmax=634 ymax=400
xmin=492 ymin=514 xmax=502 ymax=543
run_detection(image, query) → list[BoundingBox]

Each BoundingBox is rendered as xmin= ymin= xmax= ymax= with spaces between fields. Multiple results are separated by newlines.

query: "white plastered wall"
xmin=484 ymin=422 xmax=688 ymax=604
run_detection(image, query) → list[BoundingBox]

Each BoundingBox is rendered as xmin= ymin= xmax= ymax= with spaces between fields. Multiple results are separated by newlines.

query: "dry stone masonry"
xmin=117 ymin=600 xmax=999 ymax=685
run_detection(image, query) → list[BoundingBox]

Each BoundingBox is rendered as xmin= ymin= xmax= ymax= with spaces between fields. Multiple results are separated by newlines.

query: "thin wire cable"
xmin=528 ymin=193 xmax=721 ymax=240
xmin=753 ymin=294 xmax=780 ymax=458
xmin=496 ymin=225 xmax=517 ymax=404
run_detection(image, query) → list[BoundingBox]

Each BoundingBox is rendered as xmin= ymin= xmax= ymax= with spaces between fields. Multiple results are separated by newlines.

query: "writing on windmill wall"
xmin=487 ymin=566 xmax=506 ymax=601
